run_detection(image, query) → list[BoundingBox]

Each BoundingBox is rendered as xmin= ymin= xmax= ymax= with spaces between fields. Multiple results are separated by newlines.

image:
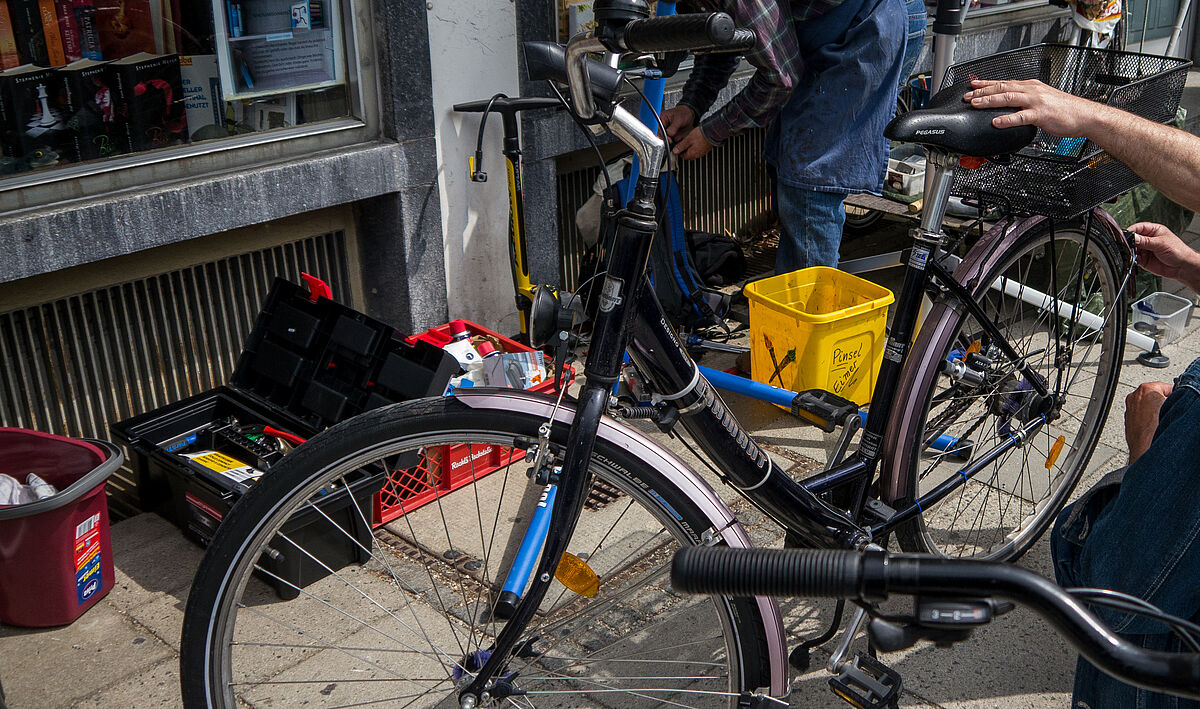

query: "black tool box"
xmin=110 ymin=276 xmax=460 ymax=598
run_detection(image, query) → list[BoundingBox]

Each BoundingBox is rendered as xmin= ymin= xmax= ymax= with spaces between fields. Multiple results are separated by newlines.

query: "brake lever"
xmin=869 ymin=617 xmax=974 ymax=651
xmin=868 ymin=597 xmax=1015 ymax=651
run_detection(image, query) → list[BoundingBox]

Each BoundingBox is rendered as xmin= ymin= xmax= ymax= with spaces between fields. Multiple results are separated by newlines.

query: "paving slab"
xmin=74 ymin=657 xmax=183 ymax=709
xmin=0 ymin=601 xmax=174 ymax=707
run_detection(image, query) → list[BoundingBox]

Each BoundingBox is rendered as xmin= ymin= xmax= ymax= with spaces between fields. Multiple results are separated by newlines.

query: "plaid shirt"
xmin=678 ymin=0 xmax=845 ymax=144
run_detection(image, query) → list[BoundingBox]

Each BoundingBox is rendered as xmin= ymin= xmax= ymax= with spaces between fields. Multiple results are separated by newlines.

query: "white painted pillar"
xmin=426 ymin=0 xmax=523 ymax=334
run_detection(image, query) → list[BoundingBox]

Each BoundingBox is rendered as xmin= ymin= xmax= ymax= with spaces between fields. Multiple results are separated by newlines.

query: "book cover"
xmin=9 ymin=0 xmax=47 ymax=65
xmin=111 ymin=51 xmax=186 ymax=151
xmin=94 ymin=0 xmax=154 ymax=59
xmin=178 ymin=52 xmax=220 ymax=139
xmin=59 ymin=56 xmax=121 ymax=160
xmin=0 ymin=3 xmax=21 ymax=68
xmin=72 ymin=0 xmax=101 ymax=59
xmin=36 ymin=0 xmax=65 ymax=65
xmin=54 ymin=0 xmax=81 ymax=61
xmin=0 ymin=63 xmax=74 ymax=169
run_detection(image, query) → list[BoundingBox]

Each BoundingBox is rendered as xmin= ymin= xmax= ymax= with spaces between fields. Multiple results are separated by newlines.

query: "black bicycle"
xmin=179 ymin=5 xmax=1188 ymax=707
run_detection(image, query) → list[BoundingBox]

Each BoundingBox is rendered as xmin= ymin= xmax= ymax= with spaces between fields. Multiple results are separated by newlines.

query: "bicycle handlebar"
xmin=622 ymin=13 xmax=748 ymax=53
xmin=559 ymin=12 xmax=753 ymax=121
xmin=672 ymin=547 xmax=1200 ymax=700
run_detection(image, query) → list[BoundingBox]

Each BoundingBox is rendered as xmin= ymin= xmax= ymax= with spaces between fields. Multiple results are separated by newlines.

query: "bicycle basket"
xmin=942 ymin=44 xmax=1190 ymax=219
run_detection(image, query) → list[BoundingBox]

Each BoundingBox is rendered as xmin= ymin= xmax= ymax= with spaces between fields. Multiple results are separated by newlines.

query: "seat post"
xmin=917 ymin=150 xmax=958 ymax=241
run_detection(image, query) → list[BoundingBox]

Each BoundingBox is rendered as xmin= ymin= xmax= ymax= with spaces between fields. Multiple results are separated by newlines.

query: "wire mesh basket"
xmin=943 ymin=44 xmax=1191 ymax=219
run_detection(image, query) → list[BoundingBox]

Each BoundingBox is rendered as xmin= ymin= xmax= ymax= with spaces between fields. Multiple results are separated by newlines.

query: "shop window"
xmin=0 ymin=0 xmax=355 ymax=178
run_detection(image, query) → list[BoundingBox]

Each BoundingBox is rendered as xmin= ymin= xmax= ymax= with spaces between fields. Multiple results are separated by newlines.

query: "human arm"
xmin=965 ymin=79 xmax=1200 ymax=213
xmin=660 ymin=103 xmax=717 ymax=159
xmin=671 ymin=0 xmax=800 ymax=152
xmin=1125 ymin=381 xmax=1173 ymax=464
xmin=1075 ymin=377 xmax=1200 ymax=634
xmin=1127 ymin=222 xmax=1200 ymax=294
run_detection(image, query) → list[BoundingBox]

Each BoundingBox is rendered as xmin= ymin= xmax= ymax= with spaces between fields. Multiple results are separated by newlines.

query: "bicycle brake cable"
xmin=1068 ymin=587 xmax=1200 ymax=652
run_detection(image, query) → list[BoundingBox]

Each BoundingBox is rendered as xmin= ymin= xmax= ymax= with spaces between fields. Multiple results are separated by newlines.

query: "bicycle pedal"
xmin=828 ymin=652 xmax=902 ymax=709
xmin=790 ymin=389 xmax=859 ymax=433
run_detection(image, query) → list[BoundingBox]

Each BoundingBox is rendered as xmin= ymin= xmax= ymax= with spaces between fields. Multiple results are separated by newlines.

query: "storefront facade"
xmin=0 ymin=0 xmax=1194 ymax=501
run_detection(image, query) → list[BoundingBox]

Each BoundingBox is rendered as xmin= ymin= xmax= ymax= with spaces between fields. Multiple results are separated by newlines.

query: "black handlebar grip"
xmin=671 ymin=547 xmax=867 ymax=598
xmin=696 ymin=27 xmax=757 ymax=54
xmin=623 ymin=13 xmax=736 ymax=54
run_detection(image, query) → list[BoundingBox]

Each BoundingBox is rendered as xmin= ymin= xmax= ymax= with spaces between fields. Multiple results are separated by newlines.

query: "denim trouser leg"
xmin=1052 ymin=354 xmax=1200 ymax=708
xmin=901 ymin=0 xmax=927 ymax=82
xmin=773 ymin=183 xmax=847 ymax=273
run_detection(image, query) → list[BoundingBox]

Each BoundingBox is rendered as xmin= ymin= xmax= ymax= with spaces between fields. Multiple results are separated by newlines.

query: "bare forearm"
xmin=1087 ymin=103 xmax=1200 ymax=213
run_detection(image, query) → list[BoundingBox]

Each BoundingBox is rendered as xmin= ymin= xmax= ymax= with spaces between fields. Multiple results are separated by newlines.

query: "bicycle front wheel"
xmin=888 ymin=216 xmax=1127 ymax=560
xmin=180 ymin=396 xmax=777 ymax=708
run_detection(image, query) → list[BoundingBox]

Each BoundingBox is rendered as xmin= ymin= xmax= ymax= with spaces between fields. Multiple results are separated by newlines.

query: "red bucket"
xmin=0 ymin=428 xmax=121 ymax=627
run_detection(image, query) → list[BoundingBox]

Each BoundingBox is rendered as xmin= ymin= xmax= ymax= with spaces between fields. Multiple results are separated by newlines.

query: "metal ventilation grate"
xmin=0 ymin=232 xmax=351 ymax=518
xmin=556 ymin=127 xmax=771 ymax=290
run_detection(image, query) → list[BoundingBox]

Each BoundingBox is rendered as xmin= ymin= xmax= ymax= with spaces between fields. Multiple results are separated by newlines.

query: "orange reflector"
xmin=555 ymin=552 xmax=599 ymax=597
xmin=966 ymin=340 xmax=982 ymax=356
xmin=1045 ymin=435 xmax=1066 ymax=469
xmin=959 ymin=156 xmax=987 ymax=170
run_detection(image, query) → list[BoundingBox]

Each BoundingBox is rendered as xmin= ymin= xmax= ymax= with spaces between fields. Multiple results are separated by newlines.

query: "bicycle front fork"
xmin=457 ymin=177 xmax=661 ymax=705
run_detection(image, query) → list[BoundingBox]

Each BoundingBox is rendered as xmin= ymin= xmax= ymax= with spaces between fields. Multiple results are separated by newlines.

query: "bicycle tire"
xmin=180 ymin=396 xmax=777 ymax=708
xmin=887 ymin=215 xmax=1127 ymax=561
xmin=843 ymin=203 xmax=887 ymax=236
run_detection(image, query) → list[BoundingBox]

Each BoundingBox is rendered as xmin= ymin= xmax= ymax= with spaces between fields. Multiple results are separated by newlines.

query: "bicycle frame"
xmin=461 ymin=22 xmax=1129 ymax=706
xmin=461 ymin=108 xmax=1085 ymax=703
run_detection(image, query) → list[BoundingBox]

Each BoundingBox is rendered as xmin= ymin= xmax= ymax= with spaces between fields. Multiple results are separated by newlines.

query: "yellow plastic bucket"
xmin=744 ymin=267 xmax=894 ymax=406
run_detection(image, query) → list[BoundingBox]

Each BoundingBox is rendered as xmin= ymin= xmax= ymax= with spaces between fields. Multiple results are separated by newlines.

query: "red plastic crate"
xmin=373 ymin=320 xmax=570 ymax=526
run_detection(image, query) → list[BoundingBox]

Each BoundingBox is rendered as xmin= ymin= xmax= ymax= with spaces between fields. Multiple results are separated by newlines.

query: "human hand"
xmin=1125 ymin=381 xmax=1173 ymax=464
xmin=672 ymin=126 xmax=714 ymax=160
xmin=660 ymin=105 xmax=697 ymax=142
xmin=1129 ymin=222 xmax=1200 ymax=290
xmin=963 ymin=79 xmax=1096 ymax=137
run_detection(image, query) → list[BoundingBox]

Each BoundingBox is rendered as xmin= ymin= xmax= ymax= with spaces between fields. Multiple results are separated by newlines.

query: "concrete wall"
xmin=426 ymin=0 xmax=524 ymax=333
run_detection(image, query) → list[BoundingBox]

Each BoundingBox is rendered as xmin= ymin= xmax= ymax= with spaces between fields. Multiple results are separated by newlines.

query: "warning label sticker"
xmin=74 ymin=512 xmax=102 ymax=605
xmin=183 ymin=450 xmax=263 ymax=483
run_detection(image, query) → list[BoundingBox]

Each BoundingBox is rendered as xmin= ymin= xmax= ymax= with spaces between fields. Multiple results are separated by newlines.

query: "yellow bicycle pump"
xmin=453 ymin=95 xmax=560 ymax=339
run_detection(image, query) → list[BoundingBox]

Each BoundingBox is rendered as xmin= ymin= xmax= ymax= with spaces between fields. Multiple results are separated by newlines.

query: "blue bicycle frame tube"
xmin=493 ymin=484 xmax=558 ymax=617
xmin=699 ymin=365 xmax=962 ymax=453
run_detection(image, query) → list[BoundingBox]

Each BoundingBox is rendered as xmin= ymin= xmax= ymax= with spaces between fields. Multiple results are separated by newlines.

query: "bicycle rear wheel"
xmin=888 ymin=216 xmax=1127 ymax=560
xmin=180 ymin=396 xmax=777 ymax=708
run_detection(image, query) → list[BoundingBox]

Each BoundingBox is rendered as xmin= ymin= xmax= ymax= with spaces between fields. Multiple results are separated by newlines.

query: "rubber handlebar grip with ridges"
xmin=699 ymin=28 xmax=757 ymax=53
xmin=623 ymin=13 xmax=736 ymax=53
xmin=671 ymin=546 xmax=864 ymax=598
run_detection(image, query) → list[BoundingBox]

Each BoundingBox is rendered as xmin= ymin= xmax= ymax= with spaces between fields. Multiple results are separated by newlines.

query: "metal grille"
xmin=0 ymin=232 xmax=351 ymax=518
xmin=556 ymin=128 xmax=771 ymax=290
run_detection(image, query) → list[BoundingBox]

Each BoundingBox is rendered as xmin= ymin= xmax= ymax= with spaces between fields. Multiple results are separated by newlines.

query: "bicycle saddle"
xmin=523 ymin=41 xmax=621 ymax=107
xmin=885 ymin=87 xmax=1036 ymax=158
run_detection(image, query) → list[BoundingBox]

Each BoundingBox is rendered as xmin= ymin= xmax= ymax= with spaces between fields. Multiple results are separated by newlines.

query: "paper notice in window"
xmin=240 ymin=29 xmax=336 ymax=93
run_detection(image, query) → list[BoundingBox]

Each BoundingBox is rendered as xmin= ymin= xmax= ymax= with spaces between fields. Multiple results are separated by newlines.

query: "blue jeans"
xmin=773 ymin=181 xmax=846 ymax=272
xmin=1052 ymin=355 xmax=1200 ymax=709
xmin=901 ymin=0 xmax=927 ymax=81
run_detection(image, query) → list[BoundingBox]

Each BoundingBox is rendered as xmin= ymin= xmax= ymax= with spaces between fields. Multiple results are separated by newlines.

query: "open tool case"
xmin=110 ymin=276 xmax=459 ymax=598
